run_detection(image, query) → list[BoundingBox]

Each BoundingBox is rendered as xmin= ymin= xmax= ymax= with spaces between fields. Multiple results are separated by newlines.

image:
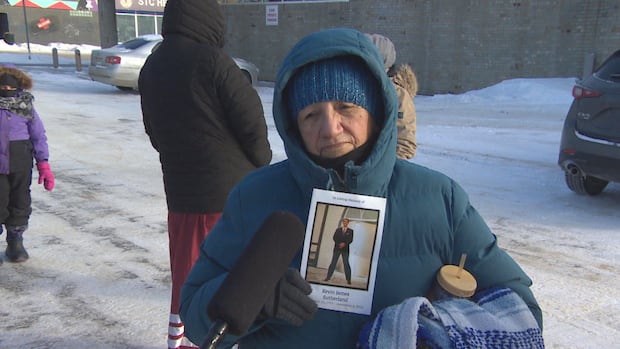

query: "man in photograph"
xmin=324 ymin=218 xmax=354 ymax=284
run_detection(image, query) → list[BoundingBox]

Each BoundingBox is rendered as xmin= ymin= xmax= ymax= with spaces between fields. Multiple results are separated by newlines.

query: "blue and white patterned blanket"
xmin=357 ymin=287 xmax=544 ymax=349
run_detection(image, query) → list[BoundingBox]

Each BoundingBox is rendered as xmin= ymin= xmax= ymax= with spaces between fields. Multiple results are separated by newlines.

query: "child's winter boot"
xmin=5 ymin=225 xmax=29 ymax=262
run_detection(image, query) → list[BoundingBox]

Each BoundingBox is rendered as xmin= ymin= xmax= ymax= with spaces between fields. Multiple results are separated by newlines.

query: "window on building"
xmin=117 ymin=14 xmax=137 ymax=43
xmin=117 ymin=13 xmax=162 ymax=43
xmin=137 ymin=14 xmax=160 ymax=37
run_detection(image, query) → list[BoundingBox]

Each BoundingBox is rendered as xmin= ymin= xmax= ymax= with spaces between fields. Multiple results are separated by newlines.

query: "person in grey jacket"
xmin=138 ymin=0 xmax=272 ymax=348
xmin=180 ymin=27 xmax=541 ymax=349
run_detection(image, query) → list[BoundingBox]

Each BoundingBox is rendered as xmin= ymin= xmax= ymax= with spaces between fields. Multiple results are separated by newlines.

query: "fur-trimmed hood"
xmin=391 ymin=63 xmax=418 ymax=97
xmin=0 ymin=65 xmax=33 ymax=90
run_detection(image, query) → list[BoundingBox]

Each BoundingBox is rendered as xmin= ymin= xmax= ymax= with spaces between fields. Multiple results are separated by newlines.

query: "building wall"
xmin=2 ymin=1 xmax=620 ymax=94
xmin=222 ymin=0 xmax=620 ymax=94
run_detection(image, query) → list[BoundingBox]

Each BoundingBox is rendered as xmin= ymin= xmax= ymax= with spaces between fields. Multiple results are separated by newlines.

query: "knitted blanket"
xmin=357 ymin=287 xmax=544 ymax=349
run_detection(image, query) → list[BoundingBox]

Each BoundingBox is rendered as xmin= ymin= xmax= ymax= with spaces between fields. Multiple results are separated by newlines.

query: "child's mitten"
xmin=36 ymin=161 xmax=55 ymax=191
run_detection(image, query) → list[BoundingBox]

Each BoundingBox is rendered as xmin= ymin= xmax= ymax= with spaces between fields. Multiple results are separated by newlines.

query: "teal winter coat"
xmin=180 ymin=28 xmax=542 ymax=349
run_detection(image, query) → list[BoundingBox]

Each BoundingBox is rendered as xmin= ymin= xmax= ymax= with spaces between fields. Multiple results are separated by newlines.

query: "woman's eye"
xmin=338 ymin=102 xmax=358 ymax=109
xmin=301 ymin=111 xmax=316 ymax=120
xmin=335 ymin=102 xmax=360 ymax=114
xmin=298 ymin=110 xmax=321 ymax=124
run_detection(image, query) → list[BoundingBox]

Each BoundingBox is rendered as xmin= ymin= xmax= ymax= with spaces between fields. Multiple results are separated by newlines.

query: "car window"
xmin=594 ymin=50 xmax=620 ymax=82
xmin=118 ymin=38 xmax=151 ymax=50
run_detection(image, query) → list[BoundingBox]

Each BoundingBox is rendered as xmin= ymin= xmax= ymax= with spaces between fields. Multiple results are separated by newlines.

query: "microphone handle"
xmin=201 ymin=319 xmax=229 ymax=349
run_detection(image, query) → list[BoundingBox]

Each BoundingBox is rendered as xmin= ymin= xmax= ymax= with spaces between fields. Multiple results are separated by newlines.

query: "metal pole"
xmin=74 ymin=49 xmax=82 ymax=71
xmin=21 ymin=0 xmax=31 ymax=59
xmin=52 ymin=47 xmax=59 ymax=68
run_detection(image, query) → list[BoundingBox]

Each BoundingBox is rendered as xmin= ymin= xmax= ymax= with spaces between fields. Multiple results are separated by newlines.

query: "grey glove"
xmin=261 ymin=268 xmax=318 ymax=326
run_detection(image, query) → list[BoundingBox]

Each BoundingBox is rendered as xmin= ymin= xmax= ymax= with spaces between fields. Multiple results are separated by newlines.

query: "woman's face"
xmin=296 ymin=101 xmax=376 ymax=158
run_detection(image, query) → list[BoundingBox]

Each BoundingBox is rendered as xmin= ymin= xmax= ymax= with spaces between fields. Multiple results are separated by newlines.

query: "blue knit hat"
xmin=286 ymin=56 xmax=383 ymax=126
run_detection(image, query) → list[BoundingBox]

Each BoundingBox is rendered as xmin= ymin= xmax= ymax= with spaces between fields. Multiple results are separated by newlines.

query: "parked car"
xmin=88 ymin=35 xmax=259 ymax=91
xmin=558 ymin=49 xmax=620 ymax=195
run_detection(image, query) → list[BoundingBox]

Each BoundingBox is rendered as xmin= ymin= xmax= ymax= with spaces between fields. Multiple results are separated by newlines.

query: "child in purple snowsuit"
xmin=0 ymin=65 xmax=54 ymax=264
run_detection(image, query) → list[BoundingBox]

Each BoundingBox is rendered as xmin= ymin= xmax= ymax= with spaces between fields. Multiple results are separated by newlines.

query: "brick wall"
xmin=222 ymin=0 xmax=620 ymax=94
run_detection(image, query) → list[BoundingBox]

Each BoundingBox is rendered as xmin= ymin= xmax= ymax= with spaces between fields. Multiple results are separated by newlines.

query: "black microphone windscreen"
xmin=207 ymin=211 xmax=305 ymax=335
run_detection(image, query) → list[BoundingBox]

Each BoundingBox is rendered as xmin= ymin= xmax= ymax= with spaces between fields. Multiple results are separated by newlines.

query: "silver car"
xmin=88 ymin=34 xmax=259 ymax=91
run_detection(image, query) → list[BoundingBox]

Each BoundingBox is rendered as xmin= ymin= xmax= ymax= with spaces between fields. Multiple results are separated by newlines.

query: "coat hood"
xmin=161 ymin=0 xmax=225 ymax=47
xmin=0 ymin=65 xmax=33 ymax=90
xmin=273 ymin=28 xmax=399 ymax=198
xmin=391 ymin=63 xmax=418 ymax=97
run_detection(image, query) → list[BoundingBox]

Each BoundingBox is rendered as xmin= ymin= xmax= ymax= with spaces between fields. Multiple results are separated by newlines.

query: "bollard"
xmin=52 ymin=47 xmax=59 ymax=68
xmin=75 ymin=49 xmax=82 ymax=71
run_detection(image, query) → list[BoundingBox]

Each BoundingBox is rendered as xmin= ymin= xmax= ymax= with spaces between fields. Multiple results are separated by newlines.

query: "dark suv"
xmin=558 ymin=49 xmax=620 ymax=195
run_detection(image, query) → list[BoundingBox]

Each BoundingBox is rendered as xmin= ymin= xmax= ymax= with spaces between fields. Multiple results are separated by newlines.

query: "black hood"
xmin=161 ymin=0 xmax=225 ymax=47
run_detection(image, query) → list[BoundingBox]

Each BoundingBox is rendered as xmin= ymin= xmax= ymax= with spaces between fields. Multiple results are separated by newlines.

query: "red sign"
xmin=36 ymin=17 xmax=51 ymax=30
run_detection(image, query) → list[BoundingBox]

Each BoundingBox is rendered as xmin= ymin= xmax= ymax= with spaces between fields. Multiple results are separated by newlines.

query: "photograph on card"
xmin=300 ymin=189 xmax=386 ymax=315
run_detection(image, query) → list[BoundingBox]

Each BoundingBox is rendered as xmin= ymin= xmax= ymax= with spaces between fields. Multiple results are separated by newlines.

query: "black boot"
xmin=5 ymin=225 xmax=29 ymax=263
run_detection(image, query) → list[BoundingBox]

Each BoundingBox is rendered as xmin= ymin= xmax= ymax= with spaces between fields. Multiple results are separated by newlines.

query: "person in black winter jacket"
xmin=138 ymin=0 xmax=272 ymax=348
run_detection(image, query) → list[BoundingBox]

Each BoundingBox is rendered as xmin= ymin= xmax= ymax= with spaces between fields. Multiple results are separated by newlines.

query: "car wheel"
xmin=116 ymin=86 xmax=133 ymax=91
xmin=564 ymin=172 xmax=609 ymax=195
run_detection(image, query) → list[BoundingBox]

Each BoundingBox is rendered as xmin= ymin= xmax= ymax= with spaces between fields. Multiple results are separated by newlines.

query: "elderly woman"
xmin=180 ymin=28 xmax=542 ymax=348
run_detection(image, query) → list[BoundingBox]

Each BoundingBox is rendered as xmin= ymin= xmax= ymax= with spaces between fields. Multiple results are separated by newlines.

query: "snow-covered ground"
xmin=0 ymin=44 xmax=619 ymax=348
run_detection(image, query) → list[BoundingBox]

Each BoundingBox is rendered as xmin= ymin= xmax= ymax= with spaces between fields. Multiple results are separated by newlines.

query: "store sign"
xmin=116 ymin=0 xmax=167 ymax=12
